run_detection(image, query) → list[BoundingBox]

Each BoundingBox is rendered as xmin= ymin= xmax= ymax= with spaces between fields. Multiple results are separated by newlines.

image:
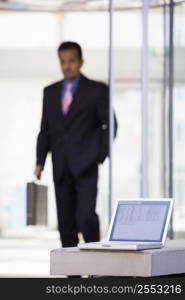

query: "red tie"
xmin=62 ymin=82 xmax=73 ymax=114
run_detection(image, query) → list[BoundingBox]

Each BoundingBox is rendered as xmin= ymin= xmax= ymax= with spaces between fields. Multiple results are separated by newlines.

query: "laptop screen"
xmin=109 ymin=201 xmax=171 ymax=242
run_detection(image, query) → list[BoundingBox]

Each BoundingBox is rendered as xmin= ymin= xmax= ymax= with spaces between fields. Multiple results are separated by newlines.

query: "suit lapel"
xmin=53 ymin=80 xmax=65 ymax=122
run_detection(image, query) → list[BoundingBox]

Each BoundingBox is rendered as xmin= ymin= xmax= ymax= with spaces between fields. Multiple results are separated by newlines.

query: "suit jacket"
xmin=36 ymin=74 xmax=117 ymax=183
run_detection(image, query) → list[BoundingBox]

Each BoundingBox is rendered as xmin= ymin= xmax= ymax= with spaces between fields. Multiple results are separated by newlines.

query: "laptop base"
xmin=78 ymin=242 xmax=163 ymax=250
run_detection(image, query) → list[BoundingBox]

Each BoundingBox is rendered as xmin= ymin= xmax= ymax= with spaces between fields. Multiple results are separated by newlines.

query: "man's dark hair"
xmin=57 ymin=41 xmax=83 ymax=60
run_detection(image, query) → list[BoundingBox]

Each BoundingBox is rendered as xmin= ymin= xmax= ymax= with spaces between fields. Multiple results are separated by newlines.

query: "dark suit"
xmin=36 ymin=74 xmax=117 ymax=246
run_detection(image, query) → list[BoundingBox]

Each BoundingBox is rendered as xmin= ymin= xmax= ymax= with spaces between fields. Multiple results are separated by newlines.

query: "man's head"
xmin=57 ymin=41 xmax=83 ymax=81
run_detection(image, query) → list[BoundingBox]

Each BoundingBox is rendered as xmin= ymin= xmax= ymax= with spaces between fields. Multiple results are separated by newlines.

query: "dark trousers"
xmin=54 ymin=163 xmax=100 ymax=247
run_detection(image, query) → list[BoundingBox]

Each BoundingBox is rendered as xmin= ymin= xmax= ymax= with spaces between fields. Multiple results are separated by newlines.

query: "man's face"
xmin=58 ymin=49 xmax=83 ymax=81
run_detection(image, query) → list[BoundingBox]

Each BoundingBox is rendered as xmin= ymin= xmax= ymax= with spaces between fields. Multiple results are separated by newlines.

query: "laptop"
xmin=78 ymin=198 xmax=174 ymax=250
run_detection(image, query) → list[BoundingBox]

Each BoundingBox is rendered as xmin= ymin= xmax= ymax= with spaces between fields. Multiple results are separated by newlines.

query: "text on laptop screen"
xmin=109 ymin=201 xmax=170 ymax=242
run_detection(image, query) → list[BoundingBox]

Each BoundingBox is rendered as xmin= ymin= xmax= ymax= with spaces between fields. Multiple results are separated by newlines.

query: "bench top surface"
xmin=51 ymin=239 xmax=185 ymax=255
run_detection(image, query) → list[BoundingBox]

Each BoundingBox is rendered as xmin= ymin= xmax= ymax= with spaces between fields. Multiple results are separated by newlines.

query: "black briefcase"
xmin=26 ymin=181 xmax=48 ymax=225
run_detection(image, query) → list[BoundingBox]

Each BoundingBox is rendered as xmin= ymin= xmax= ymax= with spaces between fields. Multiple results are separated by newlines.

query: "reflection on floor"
xmin=0 ymin=228 xmax=62 ymax=277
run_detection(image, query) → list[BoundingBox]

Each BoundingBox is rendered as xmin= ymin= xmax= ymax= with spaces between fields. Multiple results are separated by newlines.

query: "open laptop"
xmin=78 ymin=198 xmax=174 ymax=250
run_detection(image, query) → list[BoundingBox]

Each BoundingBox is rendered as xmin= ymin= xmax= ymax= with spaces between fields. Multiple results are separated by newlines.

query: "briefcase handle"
xmin=33 ymin=177 xmax=42 ymax=185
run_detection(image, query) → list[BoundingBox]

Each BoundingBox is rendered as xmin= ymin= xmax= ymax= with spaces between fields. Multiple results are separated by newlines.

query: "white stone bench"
xmin=50 ymin=240 xmax=185 ymax=277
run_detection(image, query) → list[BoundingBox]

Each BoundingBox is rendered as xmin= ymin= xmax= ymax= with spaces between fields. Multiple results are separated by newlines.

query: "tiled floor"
xmin=0 ymin=228 xmax=61 ymax=277
xmin=0 ymin=227 xmax=106 ymax=277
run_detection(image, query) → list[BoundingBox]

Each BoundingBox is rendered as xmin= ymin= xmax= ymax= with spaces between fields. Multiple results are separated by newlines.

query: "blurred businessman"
xmin=34 ymin=41 xmax=117 ymax=247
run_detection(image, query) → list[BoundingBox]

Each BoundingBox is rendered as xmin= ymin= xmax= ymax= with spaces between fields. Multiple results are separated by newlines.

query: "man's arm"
xmin=95 ymin=83 xmax=118 ymax=163
xmin=34 ymin=88 xmax=50 ymax=179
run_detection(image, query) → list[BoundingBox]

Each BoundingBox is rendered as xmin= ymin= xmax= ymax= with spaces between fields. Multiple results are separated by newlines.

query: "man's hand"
xmin=34 ymin=165 xmax=43 ymax=180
